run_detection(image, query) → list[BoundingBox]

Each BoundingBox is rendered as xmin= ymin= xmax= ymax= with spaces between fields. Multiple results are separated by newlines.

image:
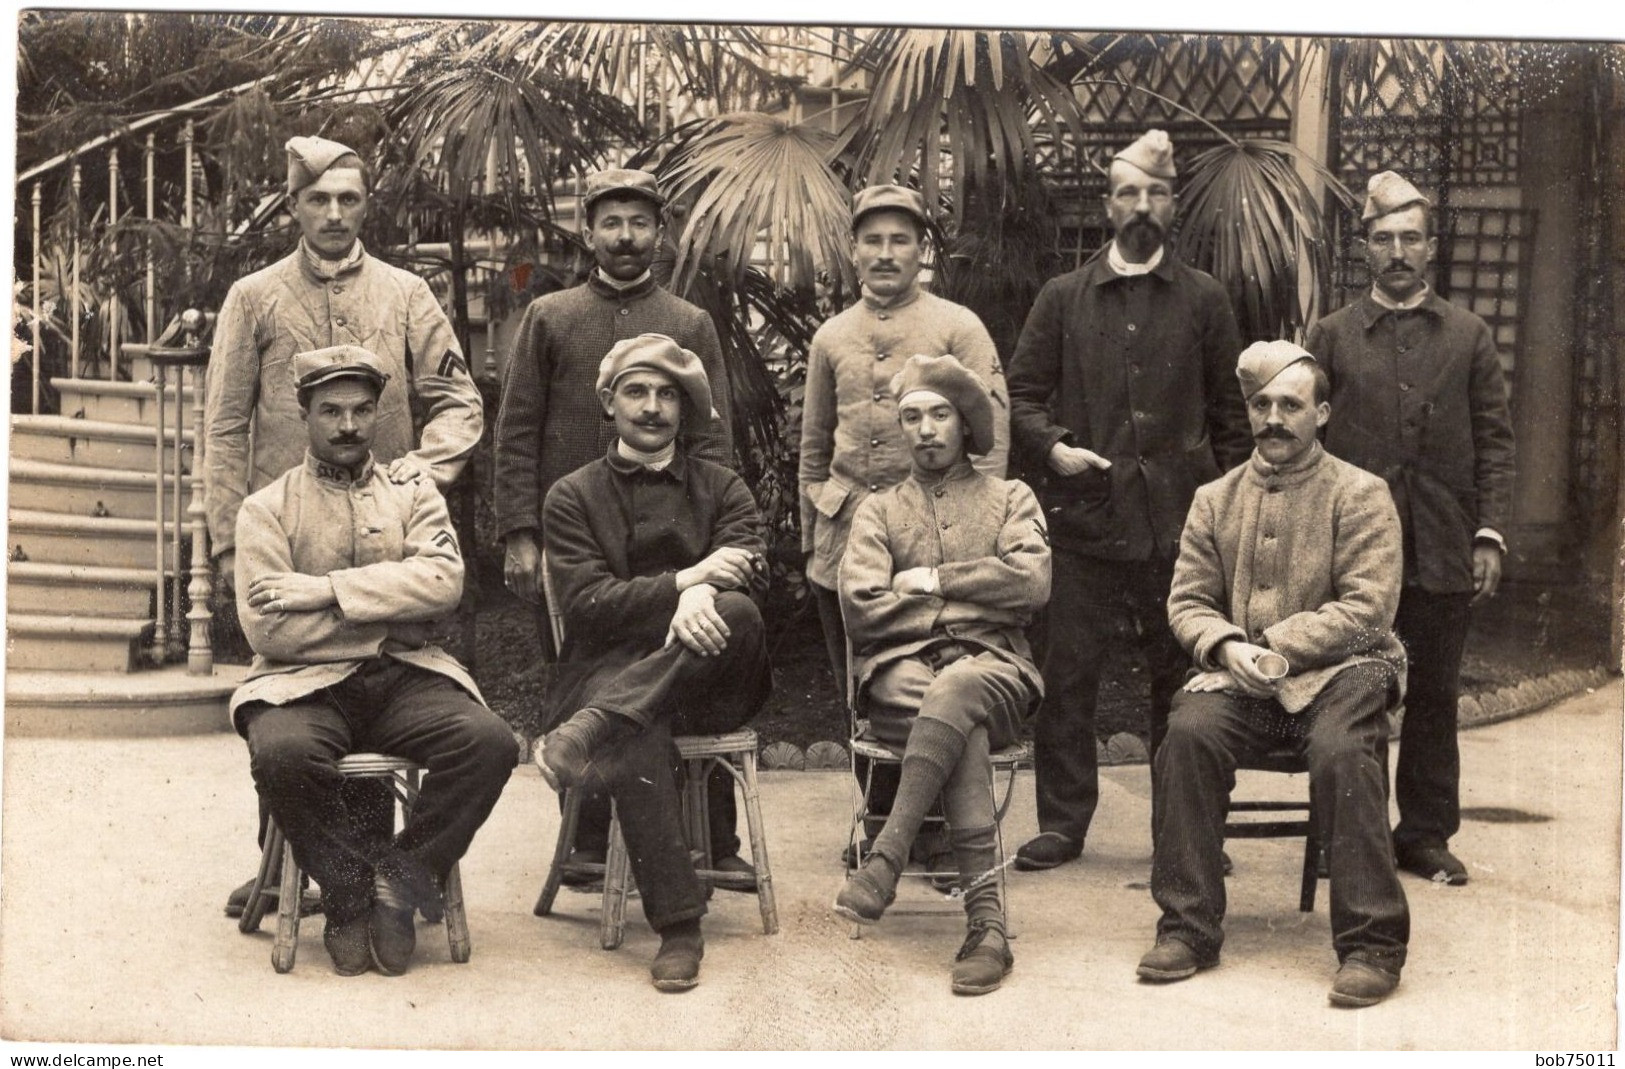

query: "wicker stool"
xmin=535 ymin=729 xmax=778 ymax=950
xmin=238 ymin=753 xmax=471 ymax=973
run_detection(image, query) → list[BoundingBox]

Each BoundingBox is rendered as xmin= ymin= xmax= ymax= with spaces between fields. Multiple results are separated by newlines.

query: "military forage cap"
xmin=293 ymin=344 xmax=390 ymax=394
xmin=583 ymin=168 xmax=666 ymax=215
xmin=851 ymin=184 xmax=932 ymax=231
xmin=890 ymin=354 xmax=996 ymax=458
xmin=1113 ymin=129 xmax=1177 ymax=180
xmin=1361 ymin=170 xmax=1431 ymax=223
xmin=596 ymin=333 xmax=716 ymax=423
xmin=286 ymin=136 xmax=363 ymax=196
xmin=1236 ymin=339 xmax=1317 ymax=400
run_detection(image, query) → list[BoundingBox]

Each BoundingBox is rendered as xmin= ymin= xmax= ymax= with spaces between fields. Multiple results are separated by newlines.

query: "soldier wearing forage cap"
xmin=833 ymin=354 xmax=1049 ymax=996
xmin=1305 ymin=170 xmax=1516 ymax=887
xmin=1136 ymin=340 xmax=1410 ymax=1008
xmin=231 ymin=345 xmax=515 ymax=977
xmin=208 ymin=134 xmax=485 ymax=919
xmin=1005 ymin=128 xmax=1251 ymax=871
xmin=493 ymin=167 xmax=748 ymax=884
xmin=798 ymin=183 xmax=1011 ymax=871
xmin=534 ymin=333 xmax=770 ymax=992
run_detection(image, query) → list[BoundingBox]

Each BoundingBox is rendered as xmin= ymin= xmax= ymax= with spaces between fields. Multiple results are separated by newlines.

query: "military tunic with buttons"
xmin=840 ymin=460 xmax=1050 ymax=733
xmin=204 ymin=246 xmax=484 ymax=560
xmin=799 ymin=287 xmax=1010 ymax=590
xmin=229 ymin=451 xmax=480 ymax=732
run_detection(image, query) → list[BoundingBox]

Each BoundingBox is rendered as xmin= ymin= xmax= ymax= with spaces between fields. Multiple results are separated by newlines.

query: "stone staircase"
xmin=5 ymin=353 xmax=247 ymax=736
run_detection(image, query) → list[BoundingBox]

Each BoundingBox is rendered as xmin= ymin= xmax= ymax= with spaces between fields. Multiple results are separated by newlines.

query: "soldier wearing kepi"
xmin=1138 ymin=340 xmax=1410 ymax=1008
xmin=230 ymin=345 xmax=516 ymax=977
xmin=207 ymin=134 xmax=485 ymax=919
xmin=1005 ymin=128 xmax=1251 ymax=871
xmin=1305 ymin=171 xmax=1516 ymax=887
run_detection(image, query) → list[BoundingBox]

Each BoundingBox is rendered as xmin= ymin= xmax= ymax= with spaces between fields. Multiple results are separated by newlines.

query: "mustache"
xmin=329 ymin=434 xmax=364 ymax=445
xmin=633 ymin=418 xmax=672 ymax=428
xmin=1255 ymin=426 xmax=1298 ymax=441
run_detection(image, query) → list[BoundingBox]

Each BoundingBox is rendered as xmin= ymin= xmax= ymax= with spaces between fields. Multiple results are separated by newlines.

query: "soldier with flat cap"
xmin=535 ymin=333 xmax=771 ymax=992
xmin=833 ymin=354 xmax=1049 ymax=996
xmin=1305 ymin=170 xmax=1516 ymax=887
xmin=208 ymin=134 xmax=485 ymax=918
xmin=230 ymin=345 xmax=516 ymax=978
xmin=1005 ymin=129 xmax=1251 ymax=871
xmin=1137 ymin=340 xmax=1410 ymax=1007
xmin=493 ymin=167 xmax=748 ymax=884
xmin=799 ymin=184 xmax=1010 ymax=872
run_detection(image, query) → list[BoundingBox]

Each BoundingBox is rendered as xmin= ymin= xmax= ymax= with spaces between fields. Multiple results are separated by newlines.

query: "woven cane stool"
xmin=238 ymin=753 xmax=471 ymax=973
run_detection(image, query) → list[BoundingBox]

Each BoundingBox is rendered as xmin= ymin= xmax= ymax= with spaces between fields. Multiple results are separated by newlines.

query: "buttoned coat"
xmin=798 ymin=286 xmax=1010 ymax=589
xmin=229 ymin=453 xmax=481 ymax=731
xmin=1005 ymin=250 xmax=1250 ymax=560
xmin=1167 ymin=443 xmax=1406 ymax=713
xmin=840 ymin=462 xmax=1050 ymax=705
xmin=204 ymin=246 xmax=484 ymax=559
xmin=493 ymin=275 xmax=734 ymax=542
xmin=1305 ymin=292 xmax=1516 ymax=594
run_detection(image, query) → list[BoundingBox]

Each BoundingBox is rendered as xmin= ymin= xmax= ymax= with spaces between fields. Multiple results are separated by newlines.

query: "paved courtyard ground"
xmin=0 ymin=681 xmax=1619 ymax=1052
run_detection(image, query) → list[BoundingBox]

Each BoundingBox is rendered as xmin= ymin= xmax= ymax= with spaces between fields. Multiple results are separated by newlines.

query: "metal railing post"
xmin=108 ymin=146 xmax=121 ymax=381
xmin=71 ymin=162 xmax=82 ymax=380
xmin=30 ymin=182 xmax=41 ymax=414
xmin=150 ymin=358 xmax=169 ymax=663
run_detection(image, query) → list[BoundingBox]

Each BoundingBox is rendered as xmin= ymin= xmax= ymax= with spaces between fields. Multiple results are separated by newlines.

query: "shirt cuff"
xmin=1474 ymin=528 xmax=1507 ymax=553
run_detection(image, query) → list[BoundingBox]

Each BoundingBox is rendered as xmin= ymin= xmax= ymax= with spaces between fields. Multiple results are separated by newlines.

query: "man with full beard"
xmin=1005 ymin=129 xmax=1251 ymax=871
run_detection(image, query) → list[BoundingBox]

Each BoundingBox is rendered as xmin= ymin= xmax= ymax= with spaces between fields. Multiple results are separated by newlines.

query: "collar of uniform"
xmin=298 ymin=238 xmax=367 ymax=282
xmin=909 ymin=456 xmax=976 ymax=488
xmin=604 ymin=440 xmax=687 ymax=481
xmin=861 ymin=282 xmax=923 ymax=314
xmin=1247 ymin=439 xmax=1325 ymax=483
xmin=1356 ymin=288 xmax=1446 ymax=330
xmin=305 ymin=449 xmax=376 ymax=486
xmin=1086 ymin=245 xmax=1176 ymax=287
xmin=587 ymin=271 xmax=657 ymax=302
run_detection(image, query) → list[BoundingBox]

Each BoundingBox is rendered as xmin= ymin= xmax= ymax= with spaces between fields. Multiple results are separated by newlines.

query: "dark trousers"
xmin=1151 ymin=662 xmax=1410 ymax=973
xmin=586 ymin=592 xmax=771 ymax=931
xmin=1031 ymin=549 xmax=1189 ymax=843
xmin=812 ymin=579 xmax=902 ymax=839
xmin=1391 ymin=587 xmax=1474 ymax=852
xmin=241 ymin=660 xmax=518 ymax=923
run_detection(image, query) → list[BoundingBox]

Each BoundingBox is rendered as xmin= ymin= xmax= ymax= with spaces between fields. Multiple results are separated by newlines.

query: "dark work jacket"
xmin=1305 ymin=292 xmax=1516 ymax=594
xmin=1006 ymin=249 xmax=1251 ymax=560
xmin=539 ymin=446 xmax=767 ymax=727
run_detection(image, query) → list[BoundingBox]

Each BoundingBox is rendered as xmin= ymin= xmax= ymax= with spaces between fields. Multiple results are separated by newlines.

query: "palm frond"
xmin=834 ymin=29 xmax=1086 ymax=219
xmin=1176 ymin=138 xmax=1356 ymax=342
xmin=656 ymin=112 xmax=852 ymax=296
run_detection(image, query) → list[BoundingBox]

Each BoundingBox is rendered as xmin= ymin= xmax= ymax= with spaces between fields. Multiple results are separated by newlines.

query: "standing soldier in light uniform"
xmin=206 ymin=135 xmax=485 ymax=920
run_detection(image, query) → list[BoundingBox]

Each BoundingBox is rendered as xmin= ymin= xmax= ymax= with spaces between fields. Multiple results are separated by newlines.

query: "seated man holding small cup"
xmin=1137 ymin=341 xmax=1412 ymax=1008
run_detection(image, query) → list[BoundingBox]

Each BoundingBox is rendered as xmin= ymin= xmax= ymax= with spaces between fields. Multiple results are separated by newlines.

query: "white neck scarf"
xmin=616 ymin=439 xmax=676 ymax=472
xmin=1107 ymin=240 xmax=1164 ymax=277
xmin=595 ymin=267 xmax=652 ymax=291
xmin=1370 ymin=281 xmax=1430 ymax=311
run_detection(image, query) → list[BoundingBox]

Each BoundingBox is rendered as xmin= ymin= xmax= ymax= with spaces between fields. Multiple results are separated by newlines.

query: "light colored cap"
xmin=1361 ymin=170 xmax=1431 ymax=223
xmin=1236 ymin=339 xmax=1317 ymax=399
xmin=293 ymin=344 xmax=390 ymax=393
xmin=596 ymin=333 xmax=715 ymax=423
xmin=286 ymin=136 xmax=363 ymax=196
xmin=851 ymin=184 xmax=931 ymax=230
xmin=583 ymin=168 xmax=666 ymax=215
xmin=889 ymin=354 xmax=996 ymax=457
xmin=1112 ymin=129 xmax=1177 ymax=180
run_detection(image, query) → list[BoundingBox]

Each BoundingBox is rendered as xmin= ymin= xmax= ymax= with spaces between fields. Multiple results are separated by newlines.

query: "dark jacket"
xmin=1305 ymin=292 xmax=1516 ymax=594
xmin=1005 ymin=250 xmax=1250 ymax=560
xmin=493 ymin=274 xmax=734 ymax=541
xmin=539 ymin=447 xmax=766 ymax=725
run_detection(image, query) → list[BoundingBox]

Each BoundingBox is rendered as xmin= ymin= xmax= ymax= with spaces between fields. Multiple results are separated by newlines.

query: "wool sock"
xmin=951 ymin=822 xmax=1003 ymax=928
xmin=870 ymin=717 xmax=968 ymax=881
